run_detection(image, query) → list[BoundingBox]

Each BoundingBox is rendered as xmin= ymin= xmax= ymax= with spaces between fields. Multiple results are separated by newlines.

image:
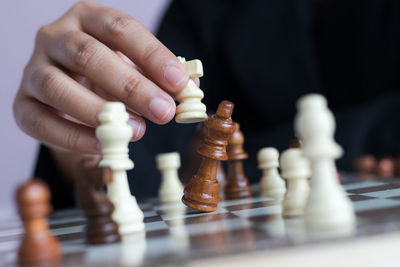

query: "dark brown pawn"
xmin=225 ymin=123 xmax=252 ymax=199
xmin=182 ymin=100 xmax=236 ymax=212
xmin=75 ymin=158 xmax=121 ymax=245
xmin=16 ymin=179 xmax=62 ymax=266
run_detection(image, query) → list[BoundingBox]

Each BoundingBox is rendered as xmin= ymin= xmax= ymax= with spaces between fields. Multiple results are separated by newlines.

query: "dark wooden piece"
xmin=16 ymin=179 xmax=62 ymax=266
xmin=377 ymin=157 xmax=395 ymax=177
xmin=225 ymin=123 xmax=252 ymax=199
xmin=182 ymin=101 xmax=235 ymax=212
xmin=289 ymin=137 xmax=302 ymax=148
xmin=75 ymin=158 xmax=121 ymax=245
xmin=354 ymin=155 xmax=377 ymax=175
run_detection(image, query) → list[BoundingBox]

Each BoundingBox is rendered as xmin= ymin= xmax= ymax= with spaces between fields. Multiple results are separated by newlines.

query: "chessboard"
xmin=2 ymin=173 xmax=400 ymax=266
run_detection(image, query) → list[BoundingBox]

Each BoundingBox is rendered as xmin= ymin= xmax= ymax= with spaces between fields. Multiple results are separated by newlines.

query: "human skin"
xmin=13 ymin=1 xmax=195 ymax=180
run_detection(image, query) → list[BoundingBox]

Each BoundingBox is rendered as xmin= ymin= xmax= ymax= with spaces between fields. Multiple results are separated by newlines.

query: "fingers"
xmin=13 ymin=97 xmax=100 ymax=154
xmin=46 ymin=30 xmax=176 ymax=124
xmin=27 ymin=64 xmax=105 ymax=127
xmin=77 ymin=2 xmax=189 ymax=93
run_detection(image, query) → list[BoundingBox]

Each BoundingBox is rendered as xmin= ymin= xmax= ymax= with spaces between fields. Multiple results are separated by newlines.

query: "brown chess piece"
xmin=180 ymin=123 xmax=227 ymax=193
xmin=16 ymin=179 xmax=62 ymax=266
xmin=289 ymin=137 xmax=302 ymax=148
xmin=182 ymin=100 xmax=236 ymax=212
xmin=75 ymin=158 xmax=121 ymax=244
xmin=225 ymin=123 xmax=252 ymax=199
xmin=354 ymin=155 xmax=377 ymax=175
xmin=377 ymin=157 xmax=395 ymax=177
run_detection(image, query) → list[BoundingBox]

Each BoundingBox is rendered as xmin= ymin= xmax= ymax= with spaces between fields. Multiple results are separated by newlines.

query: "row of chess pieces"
xmin=354 ymin=154 xmax=400 ymax=178
xmin=14 ymin=57 xmax=356 ymax=265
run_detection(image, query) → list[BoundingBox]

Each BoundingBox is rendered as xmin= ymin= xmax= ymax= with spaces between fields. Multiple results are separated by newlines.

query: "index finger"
xmin=76 ymin=1 xmax=189 ymax=94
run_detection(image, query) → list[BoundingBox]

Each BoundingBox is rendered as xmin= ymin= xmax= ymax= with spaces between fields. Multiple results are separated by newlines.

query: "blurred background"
xmin=0 ymin=0 xmax=170 ymax=220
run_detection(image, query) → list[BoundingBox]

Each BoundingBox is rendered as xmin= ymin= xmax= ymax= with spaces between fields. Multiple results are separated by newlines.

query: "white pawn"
xmin=280 ymin=148 xmax=310 ymax=216
xmin=257 ymin=147 xmax=286 ymax=199
xmin=96 ymin=102 xmax=144 ymax=234
xmin=156 ymin=152 xmax=184 ymax=203
xmin=175 ymin=57 xmax=208 ymax=123
xmin=295 ymin=94 xmax=355 ymax=233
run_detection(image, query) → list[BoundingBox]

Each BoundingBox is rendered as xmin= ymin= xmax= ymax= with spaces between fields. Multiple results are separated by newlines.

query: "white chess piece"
xmin=156 ymin=152 xmax=184 ymax=203
xmin=295 ymin=94 xmax=355 ymax=232
xmin=280 ymin=148 xmax=310 ymax=216
xmin=174 ymin=57 xmax=208 ymax=123
xmin=257 ymin=147 xmax=286 ymax=199
xmin=96 ymin=102 xmax=144 ymax=234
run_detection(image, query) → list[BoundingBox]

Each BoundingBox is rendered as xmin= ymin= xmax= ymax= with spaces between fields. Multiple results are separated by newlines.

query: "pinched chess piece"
xmin=75 ymin=158 xmax=121 ymax=245
xmin=182 ymin=100 xmax=236 ymax=212
xmin=175 ymin=57 xmax=208 ymax=123
xmin=16 ymin=179 xmax=62 ymax=265
xmin=225 ymin=123 xmax=252 ymax=199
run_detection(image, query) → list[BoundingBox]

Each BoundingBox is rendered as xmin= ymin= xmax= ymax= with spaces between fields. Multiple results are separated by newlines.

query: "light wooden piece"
xmin=280 ymin=148 xmax=310 ymax=216
xmin=16 ymin=180 xmax=62 ymax=265
xmin=175 ymin=56 xmax=208 ymax=124
xmin=156 ymin=152 xmax=184 ymax=203
xmin=295 ymin=94 xmax=355 ymax=233
xmin=257 ymin=147 xmax=286 ymax=199
xmin=96 ymin=102 xmax=144 ymax=234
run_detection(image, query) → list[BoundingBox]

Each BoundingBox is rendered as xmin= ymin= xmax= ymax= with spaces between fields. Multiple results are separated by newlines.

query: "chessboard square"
xmin=160 ymin=206 xmax=228 ymax=221
xmin=181 ymin=218 xmax=252 ymax=236
xmin=165 ymin=212 xmax=238 ymax=226
xmin=231 ymin=205 xmax=282 ymax=218
xmin=144 ymin=215 xmax=163 ymax=223
xmin=51 ymin=225 xmax=83 ymax=236
xmin=223 ymin=200 xmax=280 ymax=212
xmin=342 ymin=181 xmax=387 ymax=191
xmin=349 ymin=195 xmax=376 ymax=202
xmin=361 ymin=187 xmax=400 ymax=198
xmin=348 ymin=184 xmax=400 ymax=194
xmin=220 ymin=196 xmax=272 ymax=208
xmin=353 ymin=198 xmax=400 ymax=212
xmin=145 ymin=221 xmax=169 ymax=232
xmin=143 ymin=210 xmax=158 ymax=218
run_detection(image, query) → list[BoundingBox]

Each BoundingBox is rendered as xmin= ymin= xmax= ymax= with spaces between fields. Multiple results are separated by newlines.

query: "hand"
xmin=13 ymin=1 xmax=189 ymax=154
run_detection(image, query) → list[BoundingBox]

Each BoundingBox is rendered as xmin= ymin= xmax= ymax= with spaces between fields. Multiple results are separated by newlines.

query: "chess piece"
xmin=16 ymin=180 xmax=62 ymax=265
xmin=75 ymin=158 xmax=121 ymax=244
xmin=280 ymin=148 xmax=311 ymax=216
xmin=354 ymin=155 xmax=377 ymax=175
xmin=289 ymin=137 xmax=302 ymax=148
xmin=156 ymin=152 xmax=184 ymax=203
xmin=225 ymin=123 xmax=252 ymax=199
xmin=257 ymin=147 xmax=286 ymax=199
xmin=175 ymin=57 xmax=208 ymax=123
xmin=295 ymin=94 xmax=355 ymax=232
xmin=96 ymin=102 xmax=144 ymax=234
xmin=182 ymin=100 xmax=236 ymax=212
xmin=377 ymin=157 xmax=395 ymax=177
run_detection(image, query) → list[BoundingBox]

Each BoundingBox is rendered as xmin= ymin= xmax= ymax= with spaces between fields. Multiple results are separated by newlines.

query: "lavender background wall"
xmin=0 ymin=0 xmax=170 ymax=221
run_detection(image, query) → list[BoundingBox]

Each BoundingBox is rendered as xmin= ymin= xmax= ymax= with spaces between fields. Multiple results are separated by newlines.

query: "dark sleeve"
xmin=34 ymin=145 xmax=76 ymax=210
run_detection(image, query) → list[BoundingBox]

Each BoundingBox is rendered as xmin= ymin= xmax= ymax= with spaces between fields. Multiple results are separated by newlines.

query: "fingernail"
xmin=149 ymin=97 xmax=173 ymax=121
xmin=127 ymin=118 xmax=142 ymax=139
xmin=164 ymin=65 xmax=188 ymax=88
